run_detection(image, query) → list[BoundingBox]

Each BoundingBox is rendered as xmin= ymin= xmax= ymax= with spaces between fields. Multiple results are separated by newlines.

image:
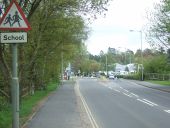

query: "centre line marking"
xmin=137 ymin=99 xmax=154 ymax=107
xmin=114 ymin=89 xmax=120 ymax=93
xmin=123 ymin=89 xmax=129 ymax=92
xmin=130 ymin=93 xmax=139 ymax=97
xmin=108 ymin=86 xmax=112 ymax=89
xmin=123 ymin=93 xmax=132 ymax=97
xmin=164 ymin=110 xmax=170 ymax=114
xmin=142 ymin=99 xmax=158 ymax=106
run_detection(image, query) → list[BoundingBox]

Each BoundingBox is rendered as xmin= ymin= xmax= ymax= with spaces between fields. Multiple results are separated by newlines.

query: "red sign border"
xmin=0 ymin=0 xmax=31 ymax=31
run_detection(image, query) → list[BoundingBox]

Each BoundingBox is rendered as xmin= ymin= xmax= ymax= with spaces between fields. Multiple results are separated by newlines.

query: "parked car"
xmin=109 ymin=74 xmax=114 ymax=79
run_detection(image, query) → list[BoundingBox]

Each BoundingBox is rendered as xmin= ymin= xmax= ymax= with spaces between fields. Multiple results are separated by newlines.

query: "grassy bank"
xmin=148 ymin=80 xmax=170 ymax=86
xmin=0 ymin=82 xmax=59 ymax=128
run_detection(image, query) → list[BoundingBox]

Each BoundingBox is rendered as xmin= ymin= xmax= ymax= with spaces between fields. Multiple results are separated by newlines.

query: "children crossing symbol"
xmin=12 ymin=11 xmax=22 ymax=27
xmin=4 ymin=14 xmax=13 ymax=27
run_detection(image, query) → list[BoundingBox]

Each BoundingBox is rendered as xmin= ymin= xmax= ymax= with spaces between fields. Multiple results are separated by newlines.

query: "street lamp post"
xmin=61 ymin=42 xmax=64 ymax=84
xmin=106 ymin=54 xmax=108 ymax=77
xmin=130 ymin=30 xmax=144 ymax=81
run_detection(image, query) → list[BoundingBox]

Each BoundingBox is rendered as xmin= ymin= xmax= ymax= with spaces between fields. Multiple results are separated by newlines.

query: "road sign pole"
xmin=11 ymin=43 xmax=19 ymax=128
xmin=0 ymin=1 xmax=30 ymax=127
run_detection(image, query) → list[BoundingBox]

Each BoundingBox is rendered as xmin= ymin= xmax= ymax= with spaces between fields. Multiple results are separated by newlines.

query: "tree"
xmin=144 ymin=54 xmax=170 ymax=73
xmin=143 ymin=48 xmax=153 ymax=57
xmin=146 ymin=0 xmax=170 ymax=49
xmin=0 ymin=0 xmax=111 ymax=99
xmin=167 ymin=48 xmax=170 ymax=63
xmin=126 ymin=49 xmax=134 ymax=64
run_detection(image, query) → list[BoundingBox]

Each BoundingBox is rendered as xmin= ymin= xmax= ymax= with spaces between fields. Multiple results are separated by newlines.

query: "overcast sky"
xmin=86 ymin=0 xmax=161 ymax=55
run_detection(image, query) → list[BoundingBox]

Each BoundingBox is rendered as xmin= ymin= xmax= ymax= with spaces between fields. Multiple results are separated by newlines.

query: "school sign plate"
xmin=0 ymin=32 xmax=27 ymax=43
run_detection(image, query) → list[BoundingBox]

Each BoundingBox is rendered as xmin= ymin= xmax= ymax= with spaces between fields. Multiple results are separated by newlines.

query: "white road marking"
xmin=119 ymin=86 xmax=123 ymax=89
xmin=89 ymin=79 xmax=170 ymax=117
xmin=123 ymin=93 xmax=132 ymax=97
xmin=123 ymin=89 xmax=129 ymax=92
xmin=76 ymin=82 xmax=99 ymax=128
xmin=137 ymin=99 xmax=154 ymax=107
xmin=164 ymin=110 xmax=170 ymax=114
xmin=130 ymin=93 xmax=139 ymax=98
xmin=143 ymin=99 xmax=158 ymax=106
xmin=108 ymin=86 xmax=112 ymax=89
xmin=113 ymin=89 xmax=120 ymax=93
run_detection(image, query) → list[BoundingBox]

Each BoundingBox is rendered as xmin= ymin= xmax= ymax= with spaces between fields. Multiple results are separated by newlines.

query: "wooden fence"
xmin=145 ymin=73 xmax=170 ymax=81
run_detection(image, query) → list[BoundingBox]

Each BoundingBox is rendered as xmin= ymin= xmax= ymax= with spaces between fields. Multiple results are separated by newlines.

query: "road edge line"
xmin=75 ymin=81 xmax=99 ymax=128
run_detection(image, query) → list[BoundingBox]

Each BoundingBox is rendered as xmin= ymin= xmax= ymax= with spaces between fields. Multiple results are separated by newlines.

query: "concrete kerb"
xmin=135 ymin=82 xmax=170 ymax=93
xmin=122 ymin=79 xmax=170 ymax=93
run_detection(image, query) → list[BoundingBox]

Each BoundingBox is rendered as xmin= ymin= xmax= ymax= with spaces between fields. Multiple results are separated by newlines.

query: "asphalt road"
xmin=78 ymin=78 xmax=170 ymax=128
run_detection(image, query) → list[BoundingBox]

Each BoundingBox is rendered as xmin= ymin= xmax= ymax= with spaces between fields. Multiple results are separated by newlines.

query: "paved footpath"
xmin=25 ymin=81 xmax=92 ymax=128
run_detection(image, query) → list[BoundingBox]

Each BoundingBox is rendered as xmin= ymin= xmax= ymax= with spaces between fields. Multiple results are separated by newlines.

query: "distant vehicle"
xmin=109 ymin=74 xmax=114 ymax=79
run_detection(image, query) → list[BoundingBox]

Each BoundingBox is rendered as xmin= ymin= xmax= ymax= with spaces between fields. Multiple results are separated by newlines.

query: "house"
xmin=114 ymin=63 xmax=137 ymax=75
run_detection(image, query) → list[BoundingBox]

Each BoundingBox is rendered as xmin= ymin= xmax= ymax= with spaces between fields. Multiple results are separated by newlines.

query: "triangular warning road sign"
xmin=0 ymin=0 xmax=31 ymax=31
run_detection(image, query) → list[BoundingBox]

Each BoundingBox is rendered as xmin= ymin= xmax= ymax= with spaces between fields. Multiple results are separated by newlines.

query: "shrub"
xmin=123 ymin=73 xmax=141 ymax=80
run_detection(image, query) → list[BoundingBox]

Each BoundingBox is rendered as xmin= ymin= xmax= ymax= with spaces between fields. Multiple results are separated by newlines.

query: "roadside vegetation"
xmin=147 ymin=80 xmax=170 ymax=86
xmin=0 ymin=0 xmax=110 ymax=127
xmin=0 ymin=82 xmax=58 ymax=128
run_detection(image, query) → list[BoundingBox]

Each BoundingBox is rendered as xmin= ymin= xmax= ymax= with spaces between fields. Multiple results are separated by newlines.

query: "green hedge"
xmin=117 ymin=73 xmax=142 ymax=80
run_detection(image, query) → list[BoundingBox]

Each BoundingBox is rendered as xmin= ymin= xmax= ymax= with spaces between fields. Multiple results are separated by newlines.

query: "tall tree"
xmin=146 ymin=0 xmax=170 ymax=49
xmin=0 ymin=0 xmax=110 ymax=99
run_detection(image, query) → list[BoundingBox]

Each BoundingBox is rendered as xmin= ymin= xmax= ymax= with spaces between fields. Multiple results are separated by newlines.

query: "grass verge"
xmin=147 ymin=80 xmax=170 ymax=86
xmin=0 ymin=82 xmax=59 ymax=128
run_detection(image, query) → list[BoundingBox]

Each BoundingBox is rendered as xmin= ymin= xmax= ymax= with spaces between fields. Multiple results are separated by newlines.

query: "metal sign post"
xmin=0 ymin=1 xmax=31 ymax=128
xmin=11 ymin=43 xmax=19 ymax=128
